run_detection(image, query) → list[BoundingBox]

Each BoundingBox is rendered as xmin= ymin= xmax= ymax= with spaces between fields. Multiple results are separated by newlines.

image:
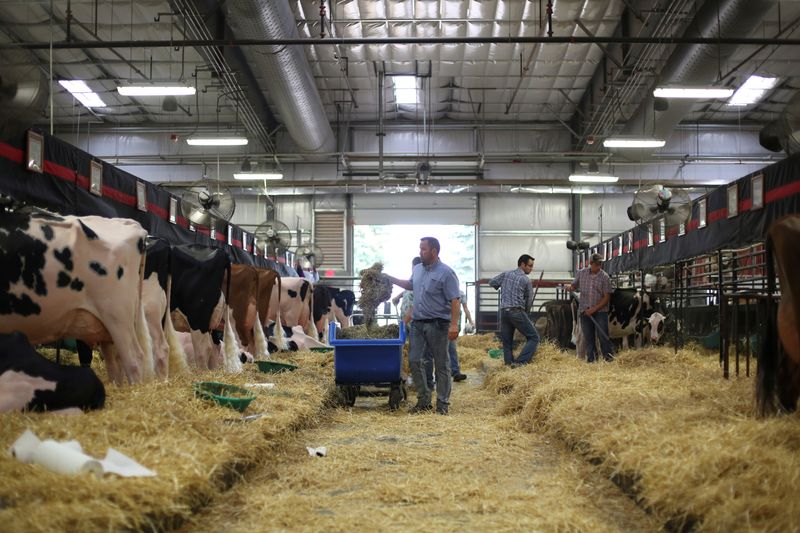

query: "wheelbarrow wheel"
xmin=337 ymin=385 xmax=358 ymax=407
xmin=388 ymin=383 xmax=405 ymax=411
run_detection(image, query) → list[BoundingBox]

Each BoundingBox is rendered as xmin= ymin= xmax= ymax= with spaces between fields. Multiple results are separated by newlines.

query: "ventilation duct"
xmin=0 ymin=51 xmax=48 ymax=140
xmin=224 ymin=1 xmax=335 ymax=154
xmin=617 ymin=0 xmax=776 ymax=153
xmin=759 ymin=91 xmax=800 ymax=154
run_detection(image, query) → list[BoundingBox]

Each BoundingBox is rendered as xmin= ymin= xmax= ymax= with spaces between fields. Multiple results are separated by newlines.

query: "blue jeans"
xmin=500 ymin=309 xmax=540 ymax=365
xmin=409 ymin=320 xmax=452 ymax=409
xmin=579 ymin=311 xmax=614 ymax=362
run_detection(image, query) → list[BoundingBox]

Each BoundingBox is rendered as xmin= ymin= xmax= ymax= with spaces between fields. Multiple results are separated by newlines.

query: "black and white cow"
xmin=572 ymin=288 xmax=667 ymax=357
xmin=0 ymin=210 xmax=154 ymax=384
xmin=169 ymin=244 xmax=240 ymax=372
xmin=0 ymin=331 xmax=105 ymax=413
xmin=313 ymin=286 xmax=357 ymax=338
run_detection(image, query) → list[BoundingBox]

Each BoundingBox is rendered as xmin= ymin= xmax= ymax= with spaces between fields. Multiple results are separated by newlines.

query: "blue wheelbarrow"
xmin=328 ymin=322 xmax=407 ymax=410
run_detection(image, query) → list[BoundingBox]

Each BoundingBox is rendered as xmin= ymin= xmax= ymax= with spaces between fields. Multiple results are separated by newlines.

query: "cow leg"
xmin=253 ymin=311 xmax=270 ymax=360
xmin=100 ymin=342 xmax=125 ymax=384
xmin=164 ymin=307 xmax=189 ymax=375
xmin=222 ymin=306 xmax=244 ymax=373
xmin=142 ymin=282 xmax=169 ymax=379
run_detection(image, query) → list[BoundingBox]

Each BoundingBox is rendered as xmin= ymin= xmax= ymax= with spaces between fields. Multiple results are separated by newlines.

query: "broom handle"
xmin=528 ymin=270 xmax=545 ymax=312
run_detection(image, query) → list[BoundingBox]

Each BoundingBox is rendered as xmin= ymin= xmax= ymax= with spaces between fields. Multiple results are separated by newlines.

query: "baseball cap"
xmin=590 ymin=253 xmax=603 ymax=264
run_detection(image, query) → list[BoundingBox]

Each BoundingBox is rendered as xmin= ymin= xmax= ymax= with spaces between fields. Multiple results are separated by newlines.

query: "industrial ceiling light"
xmin=233 ymin=172 xmax=283 ymax=180
xmin=117 ymin=84 xmax=196 ymax=96
xmin=58 ymin=80 xmax=106 ymax=108
xmin=653 ymin=86 xmax=734 ymax=99
xmin=727 ymin=75 xmax=779 ymax=106
xmin=186 ymin=137 xmax=248 ymax=146
xmin=568 ymin=174 xmax=619 ymax=183
xmin=603 ymin=137 xmax=666 ymax=148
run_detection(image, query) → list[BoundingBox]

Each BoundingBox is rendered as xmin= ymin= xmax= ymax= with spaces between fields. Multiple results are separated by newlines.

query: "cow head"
xmin=647 ymin=312 xmax=668 ymax=343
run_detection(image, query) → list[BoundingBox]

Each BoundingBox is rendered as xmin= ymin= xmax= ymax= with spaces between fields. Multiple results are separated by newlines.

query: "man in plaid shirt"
xmin=565 ymin=253 xmax=614 ymax=362
xmin=489 ymin=254 xmax=539 ymax=367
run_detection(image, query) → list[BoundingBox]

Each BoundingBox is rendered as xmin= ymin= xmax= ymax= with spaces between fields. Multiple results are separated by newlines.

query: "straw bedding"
xmin=179 ymin=374 xmax=660 ymax=533
xmin=483 ymin=341 xmax=800 ymax=531
xmin=0 ymin=349 xmax=333 ymax=532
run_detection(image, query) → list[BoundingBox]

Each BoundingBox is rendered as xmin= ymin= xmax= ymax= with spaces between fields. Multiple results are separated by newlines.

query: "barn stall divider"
xmin=588 ymin=153 xmax=800 ymax=377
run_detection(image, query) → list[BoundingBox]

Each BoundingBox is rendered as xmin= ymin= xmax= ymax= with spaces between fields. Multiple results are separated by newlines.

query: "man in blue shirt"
xmin=387 ymin=237 xmax=461 ymax=415
xmin=489 ymin=254 xmax=539 ymax=367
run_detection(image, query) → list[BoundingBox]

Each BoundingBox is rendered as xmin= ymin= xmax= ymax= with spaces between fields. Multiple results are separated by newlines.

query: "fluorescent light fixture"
xmin=186 ymin=137 xmax=248 ymax=146
xmin=653 ymin=86 xmax=734 ymax=99
xmin=118 ymin=84 xmax=196 ymax=96
xmin=603 ymin=137 xmax=666 ymax=148
xmin=568 ymin=174 xmax=619 ymax=183
xmin=727 ymin=75 xmax=779 ymax=106
xmin=58 ymin=80 xmax=106 ymax=108
xmin=393 ymin=76 xmax=418 ymax=105
xmin=233 ymin=172 xmax=283 ymax=180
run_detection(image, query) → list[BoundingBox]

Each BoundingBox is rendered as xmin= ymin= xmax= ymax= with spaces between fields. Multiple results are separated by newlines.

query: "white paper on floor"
xmin=9 ymin=429 xmax=156 ymax=477
xmin=306 ymin=446 xmax=327 ymax=457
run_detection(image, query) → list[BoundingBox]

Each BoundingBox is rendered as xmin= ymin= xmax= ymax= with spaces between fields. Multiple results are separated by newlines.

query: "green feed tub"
xmin=488 ymin=348 xmax=503 ymax=359
xmin=256 ymin=360 xmax=299 ymax=374
xmin=194 ymin=381 xmax=256 ymax=413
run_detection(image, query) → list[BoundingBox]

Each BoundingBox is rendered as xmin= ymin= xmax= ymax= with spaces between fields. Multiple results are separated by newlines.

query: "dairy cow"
xmin=169 ymin=244 xmax=240 ymax=372
xmin=0 ymin=211 xmax=154 ymax=384
xmin=224 ymin=264 xmax=264 ymax=361
xmin=571 ymin=288 xmax=667 ymax=358
xmin=268 ymin=277 xmax=316 ymax=346
xmin=756 ymin=215 xmax=800 ymax=415
xmin=313 ymin=286 xmax=356 ymax=339
xmin=0 ymin=331 xmax=105 ymax=413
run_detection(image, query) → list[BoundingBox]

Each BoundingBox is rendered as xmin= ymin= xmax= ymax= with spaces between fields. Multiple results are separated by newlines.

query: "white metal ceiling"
xmin=0 ymin=0 xmax=799 ymax=190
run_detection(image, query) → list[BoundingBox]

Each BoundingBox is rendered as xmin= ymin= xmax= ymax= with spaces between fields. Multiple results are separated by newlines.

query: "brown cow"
xmin=756 ymin=215 xmax=800 ymax=415
xmin=254 ymin=267 xmax=280 ymax=357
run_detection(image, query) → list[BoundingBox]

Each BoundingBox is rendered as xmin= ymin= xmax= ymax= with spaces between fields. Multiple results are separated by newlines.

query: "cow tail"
xmin=305 ymin=285 xmax=319 ymax=339
xmin=136 ymin=251 xmax=156 ymax=381
xmin=164 ymin=274 xmax=189 ymax=375
xmin=222 ymin=305 xmax=243 ymax=373
xmin=253 ymin=310 xmax=269 ymax=360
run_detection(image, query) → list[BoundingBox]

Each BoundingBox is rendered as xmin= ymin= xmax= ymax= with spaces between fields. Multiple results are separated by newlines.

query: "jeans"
xmin=500 ymin=309 xmax=540 ymax=366
xmin=409 ymin=319 xmax=452 ymax=409
xmin=579 ymin=311 xmax=614 ymax=362
xmin=424 ymin=339 xmax=460 ymax=385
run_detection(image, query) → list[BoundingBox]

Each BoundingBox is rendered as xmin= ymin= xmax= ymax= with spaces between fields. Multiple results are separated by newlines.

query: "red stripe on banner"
xmin=739 ymin=198 xmax=752 ymax=212
xmin=666 ymin=227 xmax=680 ymax=239
xmin=102 ymin=185 xmax=136 ymax=206
xmin=43 ymin=161 xmax=76 ymax=183
xmin=708 ymin=208 xmax=727 ymax=223
xmin=75 ymin=173 xmax=89 ymax=189
xmin=196 ymin=226 xmax=210 ymax=236
xmin=687 ymin=219 xmax=700 ymax=231
xmin=634 ymin=238 xmax=649 ymax=250
xmin=175 ymin=215 xmax=189 ymax=228
xmin=0 ymin=142 xmax=24 ymax=163
xmin=148 ymin=203 xmax=168 ymax=220
xmin=215 ymin=233 xmax=226 ymax=243
xmin=622 ymin=245 xmax=629 ymax=254
xmin=766 ymin=180 xmax=800 ymax=203
xmin=232 ymin=239 xmax=243 ymax=248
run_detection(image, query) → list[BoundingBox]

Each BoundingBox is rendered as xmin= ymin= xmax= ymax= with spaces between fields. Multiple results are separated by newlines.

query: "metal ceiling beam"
xmin=4 ymin=36 xmax=800 ymax=51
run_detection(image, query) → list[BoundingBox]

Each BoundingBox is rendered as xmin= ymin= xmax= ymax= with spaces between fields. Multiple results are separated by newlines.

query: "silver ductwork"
xmin=759 ymin=91 xmax=800 ymax=154
xmin=0 ymin=50 xmax=48 ymax=139
xmin=619 ymin=0 xmax=776 ymax=147
xmin=224 ymin=0 xmax=335 ymax=154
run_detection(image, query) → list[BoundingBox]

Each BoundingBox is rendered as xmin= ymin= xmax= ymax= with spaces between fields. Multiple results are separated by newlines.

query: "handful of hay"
xmin=358 ymin=262 xmax=392 ymax=326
